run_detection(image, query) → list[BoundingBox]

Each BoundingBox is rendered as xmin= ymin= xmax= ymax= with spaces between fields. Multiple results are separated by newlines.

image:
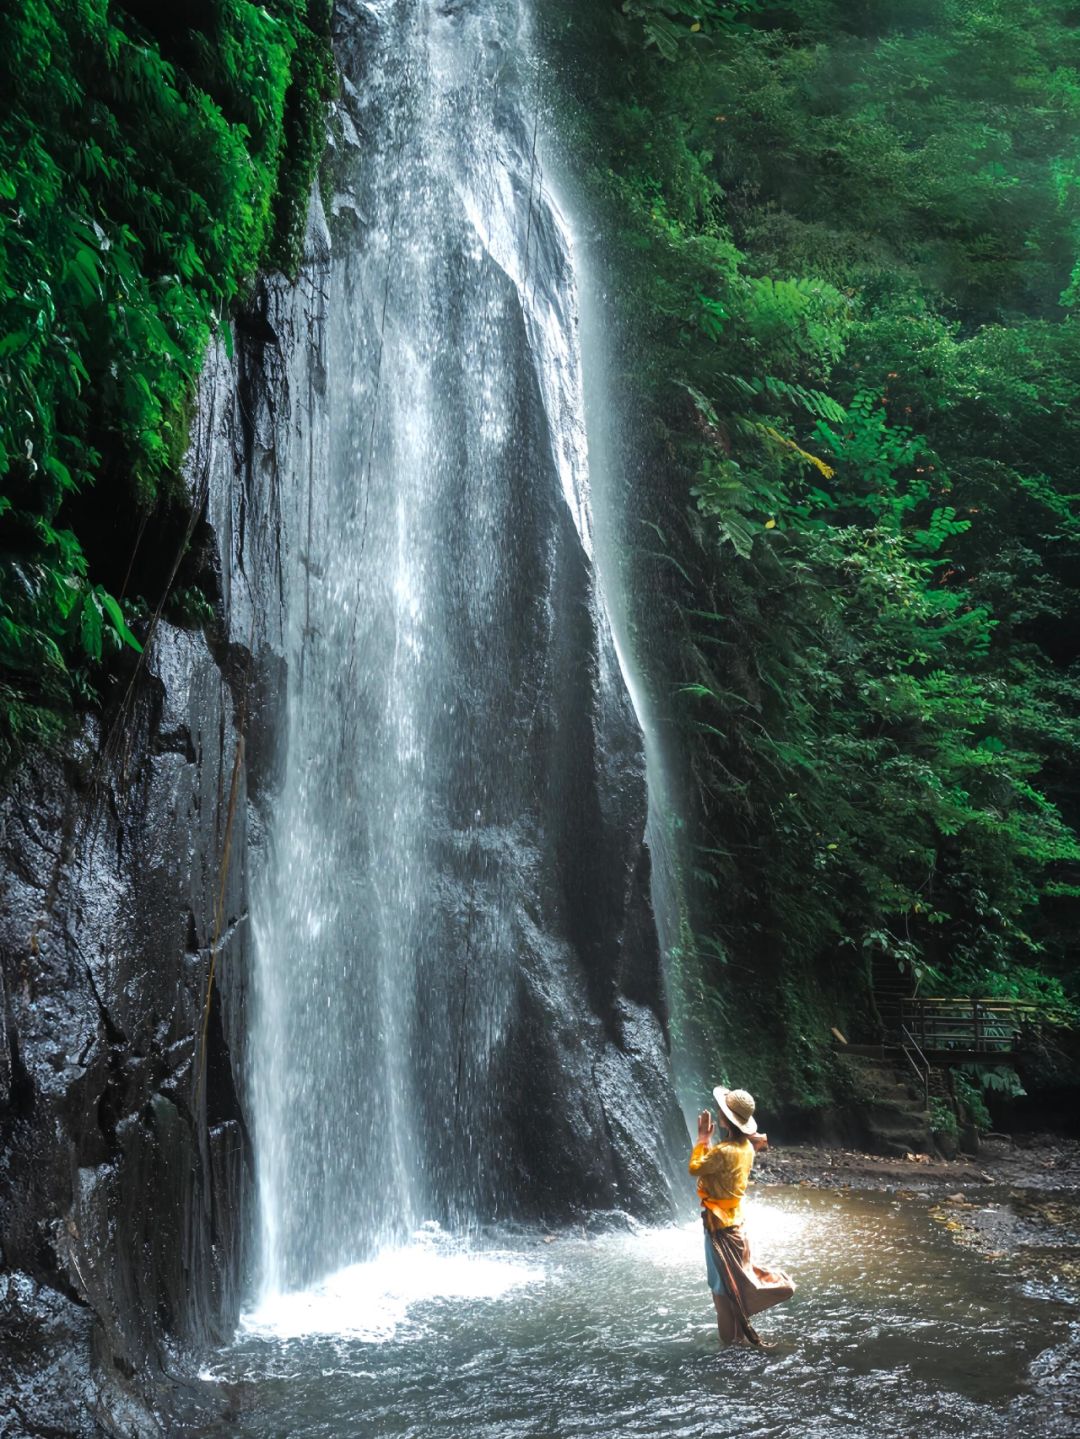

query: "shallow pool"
xmin=201 ymin=1188 xmax=1078 ymax=1437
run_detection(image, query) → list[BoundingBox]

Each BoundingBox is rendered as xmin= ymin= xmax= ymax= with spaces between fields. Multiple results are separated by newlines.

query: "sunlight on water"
xmin=604 ymin=1202 xmax=808 ymax=1275
xmin=743 ymin=1195 xmax=812 ymax=1249
xmin=241 ymin=1224 xmax=544 ymax=1343
xmin=239 ymin=1205 xmax=808 ymax=1348
xmin=205 ymin=1191 xmax=1078 ymax=1436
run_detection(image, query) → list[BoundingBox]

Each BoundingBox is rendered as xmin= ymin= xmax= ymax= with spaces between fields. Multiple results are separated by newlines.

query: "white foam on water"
xmin=240 ymin=1225 xmax=545 ymax=1343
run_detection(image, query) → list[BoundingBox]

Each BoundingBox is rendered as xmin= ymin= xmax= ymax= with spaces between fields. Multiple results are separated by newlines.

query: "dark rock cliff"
xmin=0 ymin=204 xmax=332 ymax=1437
xmin=246 ymin=0 xmax=690 ymax=1290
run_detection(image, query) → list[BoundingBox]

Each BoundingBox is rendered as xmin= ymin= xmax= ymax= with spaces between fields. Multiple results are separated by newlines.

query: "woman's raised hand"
xmin=697 ymin=1109 xmax=715 ymax=1145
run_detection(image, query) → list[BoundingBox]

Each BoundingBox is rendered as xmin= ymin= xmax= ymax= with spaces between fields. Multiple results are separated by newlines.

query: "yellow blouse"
xmin=689 ymin=1138 xmax=754 ymax=1228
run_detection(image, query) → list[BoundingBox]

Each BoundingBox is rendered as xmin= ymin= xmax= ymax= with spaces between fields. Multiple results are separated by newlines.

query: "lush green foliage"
xmin=953 ymin=1060 xmax=1028 ymax=1130
xmin=546 ymin=0 xmax=1080 ymax=1107
xmin=0 ymin=0 xmax=334 ymax=767
xmin=928 ymin=1095 xmax=958 ymax=1138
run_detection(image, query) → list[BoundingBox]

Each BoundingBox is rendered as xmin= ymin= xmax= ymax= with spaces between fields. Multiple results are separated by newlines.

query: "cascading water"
xmin=248 ymin=0 xmax=686 ymax=1299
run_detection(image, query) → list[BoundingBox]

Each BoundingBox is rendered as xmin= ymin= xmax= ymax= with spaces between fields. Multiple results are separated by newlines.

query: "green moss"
xmin=269 ymin=0 xmax=338 ymax=274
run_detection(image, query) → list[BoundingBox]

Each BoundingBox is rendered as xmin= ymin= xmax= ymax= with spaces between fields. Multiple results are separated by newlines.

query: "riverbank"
xmin=752 ymin=1134 xmax=1080 ymax=1435
xmin=757 ymin=1133 xmax=1080 ymax=1193
xmin=758 ymin=1134 xmax=1080 ymax=1341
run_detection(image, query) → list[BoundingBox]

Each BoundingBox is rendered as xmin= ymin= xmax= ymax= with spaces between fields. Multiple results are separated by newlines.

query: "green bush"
xmin=0 ymin=1 xmax=334 ymax=769
xmin=929 ymin=1097 xmax=958 ymax=1138
xmin=951 ymin=1065 xmax=1026 ymax=1132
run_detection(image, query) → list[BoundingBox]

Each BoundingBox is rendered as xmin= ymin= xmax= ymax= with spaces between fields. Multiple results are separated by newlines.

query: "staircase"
xmin=870 ymin=952 xmax=913 ymax=1040
xmin=833 ymin=955 xmax=954 ymax=1156
xmin=839 ymin=1049 xmax=934 ymax=1156
xmin=872 ymin=955 xmax=1030 ymax=1059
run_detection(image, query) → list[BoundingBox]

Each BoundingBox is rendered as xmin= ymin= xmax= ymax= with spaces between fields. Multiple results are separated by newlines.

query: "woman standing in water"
xmin=689 ymin=1086 xmax=795 ymax=1347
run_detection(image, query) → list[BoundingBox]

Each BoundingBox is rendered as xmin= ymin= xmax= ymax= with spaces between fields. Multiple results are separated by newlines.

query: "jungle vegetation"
xmin=0 ymin=0 xmax=334 ymax=767
xmin=544 ymin=0 xmax=1080 ymax=1109
xmin=3 ymin=0 xmax=1078 ymax=1119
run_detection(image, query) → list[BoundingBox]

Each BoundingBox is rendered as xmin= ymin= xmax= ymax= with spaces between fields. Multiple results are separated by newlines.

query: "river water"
xmin=201 ymin=1187 xmax=1078 ymax=1437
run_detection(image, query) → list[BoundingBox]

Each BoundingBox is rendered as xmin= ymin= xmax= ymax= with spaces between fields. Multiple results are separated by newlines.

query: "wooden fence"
xmin=899 ymin=997 xmax=1040 ymax=1057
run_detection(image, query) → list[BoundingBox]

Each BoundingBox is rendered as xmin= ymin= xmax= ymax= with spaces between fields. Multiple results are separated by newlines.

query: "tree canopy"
xmin=544 ymin=0 xmax=1080 ymax=1107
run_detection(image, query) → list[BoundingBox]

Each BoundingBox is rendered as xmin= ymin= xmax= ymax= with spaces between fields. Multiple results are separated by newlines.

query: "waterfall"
xmin=249 ymin=0 xmax=685 ymax=1299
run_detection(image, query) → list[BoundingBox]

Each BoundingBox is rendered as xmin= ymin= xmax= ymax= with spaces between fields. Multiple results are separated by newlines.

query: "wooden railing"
xmin=900 ymin=997 xmax=1040 ymax=1056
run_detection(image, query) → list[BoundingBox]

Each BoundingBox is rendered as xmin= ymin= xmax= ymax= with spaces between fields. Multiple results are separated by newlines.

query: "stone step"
xmin=867 ymin=1111 xmax=931 ymax=1136
xmin=838 ymin=1042 xmax=902 ymax=1058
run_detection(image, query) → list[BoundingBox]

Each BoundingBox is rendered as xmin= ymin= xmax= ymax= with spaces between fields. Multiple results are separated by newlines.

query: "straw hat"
xmin=713 ymin=1086 xmax=758 ymax=1136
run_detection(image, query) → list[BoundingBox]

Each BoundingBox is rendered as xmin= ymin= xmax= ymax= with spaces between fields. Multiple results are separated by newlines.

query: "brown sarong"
xmin=703 ymin=1210 xmax=795 ymax=1347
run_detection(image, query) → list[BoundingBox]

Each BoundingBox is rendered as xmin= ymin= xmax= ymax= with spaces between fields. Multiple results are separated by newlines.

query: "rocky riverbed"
xmin=757 ymin=1132 xmax=1080 ymax=1193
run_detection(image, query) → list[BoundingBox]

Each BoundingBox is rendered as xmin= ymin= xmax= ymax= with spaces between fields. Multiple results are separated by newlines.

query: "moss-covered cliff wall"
xmin=0 ymin=0 xmax=334 ymax=766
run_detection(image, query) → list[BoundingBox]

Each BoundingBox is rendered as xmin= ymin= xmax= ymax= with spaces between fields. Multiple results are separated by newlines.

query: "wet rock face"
xmin=0 ymin=232 xmax=330 ymax=1431
xmin=0 ymin=1274 xmax=97 ymax=1438
xmin=0 ymin=653 xmax=250 ymax=1435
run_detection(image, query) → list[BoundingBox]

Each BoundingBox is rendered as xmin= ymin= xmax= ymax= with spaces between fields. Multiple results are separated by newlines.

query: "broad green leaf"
xmin=99 ymin=589 xmax=143 ymax=653
xmin=79 ymin=591 xmax=103 ymax=661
